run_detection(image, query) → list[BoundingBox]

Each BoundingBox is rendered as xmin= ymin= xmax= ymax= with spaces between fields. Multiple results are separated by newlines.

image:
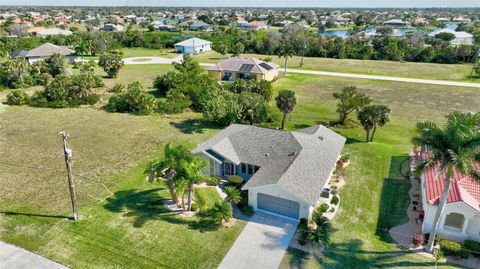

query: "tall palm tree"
xmin=179 ymin=157 xmax=211 ymax=211
xmin=145 ymin=143 xmax=193 ymax=204
xmin=412 ymin=112 xmax=480 ymax=252
xmin=278 ymin=43 xmax=294 ymax=75
xmin=357 ymin=105 xmax=391 ymax=142
xmin=276 ymin=89 xmax=297 ymax=129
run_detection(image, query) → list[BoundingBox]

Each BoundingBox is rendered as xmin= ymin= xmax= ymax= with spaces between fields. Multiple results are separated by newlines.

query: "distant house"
xmin=28 ymin=27 xmax=72 ymax=37
xmin=238 ymin=20 xmax=268 ymax=30
xmin=436 ymin=17 xmax=451 ymax=23
xmin=174 ymin=38 xmax=212 ymax=55
xmin=193 ymin=124 xmax=346 ymax=220
xmin=100 ymin=23 xmax=124 ymax=32
xmin=189 ymin=21 xmax=214 ymax=31
xmin=383 ymin=19 xmax=411 ymax=27
xmin=19 ymin=43 xmax=77 ymax=64
xmin=428 ymin=28 xmax=474 ymax=45
xmin=453 ymin=17 xmax=471 ymax=23
xmin=208 ymin=57 xmax=279 ymax=82
xmin=420 ymin=152 xmax=480 ymax=242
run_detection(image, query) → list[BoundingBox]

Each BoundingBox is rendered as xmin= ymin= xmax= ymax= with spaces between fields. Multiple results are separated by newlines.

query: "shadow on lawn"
xmin=0 ymin=211 xmax=72 ymax=220
xmin=375 ymin=155 xmax=412 ymax=243
xmin=287 ymin=239 xmax=439 ymax=269
xmin=169 ymin=118 xmax=220 ymax=134
xmin=104 ymin=188 xmax=221 ymax=231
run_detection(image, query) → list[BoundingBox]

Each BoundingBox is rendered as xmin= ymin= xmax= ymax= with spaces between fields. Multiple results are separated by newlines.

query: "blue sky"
xmin=2 ymin=0 xmax=479 ymax=7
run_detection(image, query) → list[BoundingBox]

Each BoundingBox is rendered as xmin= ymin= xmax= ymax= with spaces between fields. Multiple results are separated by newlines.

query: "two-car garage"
xmin=257 ymin=193 xmax=300 ymax=220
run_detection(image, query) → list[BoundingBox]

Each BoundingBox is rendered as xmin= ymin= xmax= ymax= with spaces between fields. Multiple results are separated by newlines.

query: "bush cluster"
xmin=439 ymin=239 xmax=470 ymax=259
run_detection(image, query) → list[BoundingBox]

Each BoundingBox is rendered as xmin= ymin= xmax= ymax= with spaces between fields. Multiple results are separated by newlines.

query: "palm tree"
xmin=145 ymin=143 xmax=193 ymax=204
xmin=357 ymin=105 xmax=391 ymax=142
xmin=210 ymin=200 xmax=233 ymax=224
xmin=276 ymin=89 xmax=297 ymax=129
xmin=180 ymin=157 xmax=212 ymax=211
xmin=224 ymin=186 xmax=241 ymax=204
xmin=278 ymin=43 xmax=294 ymax=75
xmin=412 ymin=112 xmax=480 ymax=253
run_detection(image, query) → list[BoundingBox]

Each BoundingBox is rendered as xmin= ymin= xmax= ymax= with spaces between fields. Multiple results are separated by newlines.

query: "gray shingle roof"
xmin=25 ymin=43 xmax=75 ymax=58
xmin=208 ymin=57 xmax=279 ymax=74
xmin=193 ymin=124 xmax=346 ymax=205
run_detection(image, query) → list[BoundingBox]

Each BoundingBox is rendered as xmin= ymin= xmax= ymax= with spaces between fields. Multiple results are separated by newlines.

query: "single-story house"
xmin=208 ymin=57 xmax=279 ymax=82
xmin=383 ymin=19 xmax=411 ymax=27
xmin=174 ymin=38 xmax=212 ymax=55
xmin=193 ymin=124 xmax=346 ymax=220
xmin=28 ymin=27 xmax=72 ymax=37
xmin=428 ymin=28 xmax=474 ymax=45
xmin=189 ymin=21 xmax=215 ymax=31
xmin=100 ymin=23 xmax=124 ymax=32
xmin=20 ymin=43 xmax=77 ymax=64
xmin=238 ymin=21 xmax=268 ymax=30
xmin=420 ymin=153 xmax=480 ymax=242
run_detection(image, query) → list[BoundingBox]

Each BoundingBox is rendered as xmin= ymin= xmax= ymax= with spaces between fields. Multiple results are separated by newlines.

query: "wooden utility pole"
xmin=60 ymin=131 xmax=78 ymax=221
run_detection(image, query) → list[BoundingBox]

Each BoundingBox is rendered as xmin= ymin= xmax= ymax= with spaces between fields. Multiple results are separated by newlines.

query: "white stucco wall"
xmin=422 ymin=201 xmax=480 ymax=242
xmin=197 ymin=153 xmax=222 ymax=177
xmin=176 ymin=44 xmax=212 ymax=55
xmin=247 ymin=184 xmax=312 ymax=219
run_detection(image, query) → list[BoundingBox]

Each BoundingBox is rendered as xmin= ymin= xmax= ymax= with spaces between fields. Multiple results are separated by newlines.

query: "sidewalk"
xmin=0 ymin=241 xmax=68 ymax=269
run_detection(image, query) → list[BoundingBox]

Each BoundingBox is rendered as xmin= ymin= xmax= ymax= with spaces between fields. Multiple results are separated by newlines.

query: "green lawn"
xmin=274 ymin=74 xmax=478 ymax=268
xmin=195 ymin=187 xmax=222 ymax=211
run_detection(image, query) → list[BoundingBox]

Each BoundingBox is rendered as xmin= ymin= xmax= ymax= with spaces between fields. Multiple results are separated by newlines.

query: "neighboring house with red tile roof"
xmin=420 ymin=152 xmax=480 ymax=242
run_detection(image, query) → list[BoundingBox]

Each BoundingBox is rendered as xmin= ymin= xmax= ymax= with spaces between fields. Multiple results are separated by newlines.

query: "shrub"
xmin=6 ymin=89 xmax=29 ymax=105
xmin=329 ymin=207 xmax=335 ymax=213
xmin=227 ymin=175 xmax=243 ymax=185
xmin=241 ymin=205 xmax=255 ymax=216
xmin=109 ymin=83 xmax=125 ymax=93
xmin=464 ymin=240 xmax=480 ymax=258
xmin=153 ymin=71 xmax=176 ymax=96
xmin=412 ymin=233 xmax=425 ymax=247
xmin=29 ymin=91 xmax=48 ymax=107
xmin=330 ymin=186 xmax=338 ymax=195
xmin=190 ymin=203 xmax=199 ymax=212
xmin=105 ymin=81 xmax=156 ymax=115
xmin=331 ymin=195 xmax=340 ymax=205
xmin=208 ymin=200 xmax=233 ymax=224
xmin=340 ymin=153 xmax=350 ymax=162
xmin=439 ymin=240 xmax=469 ymax=259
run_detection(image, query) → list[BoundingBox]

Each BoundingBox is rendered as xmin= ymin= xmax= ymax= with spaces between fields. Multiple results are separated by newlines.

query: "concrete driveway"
xmin=0 ymin=241 xmax=68 ymax=269
xmin=218 ymin=212 xmax=298 ymax=269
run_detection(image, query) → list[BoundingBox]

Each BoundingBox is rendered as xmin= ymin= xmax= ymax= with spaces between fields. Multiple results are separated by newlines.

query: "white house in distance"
xmin=174 ymin=38 xmax=212 ymax=55
xmin=193 ymin=124 xmax=346 ymax=220
xmin=428 ymin=28 xmax=474 ymax=45
xmin=420 ymin=153 xmax=480 ymax=242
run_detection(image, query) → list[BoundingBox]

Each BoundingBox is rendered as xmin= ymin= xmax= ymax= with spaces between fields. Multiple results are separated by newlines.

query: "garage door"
xmin=257 ymin=193 xmax=300 ymax=219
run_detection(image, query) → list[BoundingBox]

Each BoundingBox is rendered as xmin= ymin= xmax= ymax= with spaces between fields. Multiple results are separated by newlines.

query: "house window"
xmin=222 ymin=72 xmax=233 ymax=81
xmin=444 ymin=213 xmax=465 ymax=231
xmin=254 ymin=166 xmax=259 ymax=173
xmin=247 ymin=164 xmax=254 ymax=175
xmin=241 ymin=163 xmax=247 ymax=173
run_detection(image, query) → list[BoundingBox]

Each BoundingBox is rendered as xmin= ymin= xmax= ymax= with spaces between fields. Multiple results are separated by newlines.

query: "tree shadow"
xmin=0 ymin=211 xmax=72 ymax=220
xmin=169 ymin=118 xmax=220 ymax=134
xmin=104 ymin=188 xmax=221 ymax=231
xmin=345 ymin=137 xmax=362 ymax=144
xmin=287 ymin=239 xmax=441 ymax=269
xmin=376 ymin=155 xmax=412 ymax=242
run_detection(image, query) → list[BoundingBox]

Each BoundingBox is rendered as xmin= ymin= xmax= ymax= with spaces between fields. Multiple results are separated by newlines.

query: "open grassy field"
xmin=193 ymin=50 xmax=479 ymax=82
xmin=273 ymin=74 xmax=479 ymax=268
xmin=1 ymin=63 xmax=478 ymax=268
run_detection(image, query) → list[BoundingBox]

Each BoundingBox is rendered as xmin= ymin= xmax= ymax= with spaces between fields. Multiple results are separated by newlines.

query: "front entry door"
xmin=224 ymin=162 xmax=234 ymax=176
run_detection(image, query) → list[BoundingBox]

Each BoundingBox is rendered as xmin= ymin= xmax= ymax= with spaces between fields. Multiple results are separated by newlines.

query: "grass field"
xmin=273 ymin=74 xmax=479 ymax=268
xmin=1 ymin=63 xmax=478 ymax=268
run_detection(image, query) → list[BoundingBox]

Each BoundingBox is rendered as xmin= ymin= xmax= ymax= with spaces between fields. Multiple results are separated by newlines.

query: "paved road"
xmin=286 ymin=68 xmax=480 ymax=88
xmin=0 ymin=241 xmax=68 ymax=269
xmin=122 ymin=57 xmax=480 ymax=88
xmin=218 ymin=212 xmax=298 ymax=269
